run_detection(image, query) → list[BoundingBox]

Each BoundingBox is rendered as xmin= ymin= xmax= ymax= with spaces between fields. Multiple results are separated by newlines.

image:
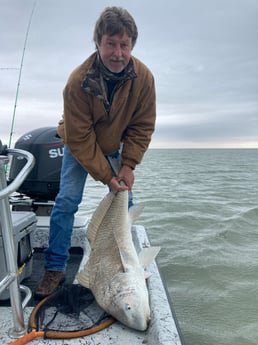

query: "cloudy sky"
xmin=1 ymin=0 xmax=258 ymax=148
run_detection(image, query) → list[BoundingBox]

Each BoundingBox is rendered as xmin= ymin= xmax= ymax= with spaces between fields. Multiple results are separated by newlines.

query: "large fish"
xmin=76 ymin=189 xmax=160 ymax=331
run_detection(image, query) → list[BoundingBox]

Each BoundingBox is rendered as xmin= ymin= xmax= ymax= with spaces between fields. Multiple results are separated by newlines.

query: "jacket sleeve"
xmin=59 ymin=76 xmax=113 ymax=185
xmin=122 ymin=72 xmax=156 ymax=169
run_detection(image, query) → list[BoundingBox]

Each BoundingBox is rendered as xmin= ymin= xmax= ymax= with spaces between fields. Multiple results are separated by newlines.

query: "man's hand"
xmin=108 ymin=165 xmax=134 ymax=193
xmin=117 ymin=165 xmax=134 ymax=190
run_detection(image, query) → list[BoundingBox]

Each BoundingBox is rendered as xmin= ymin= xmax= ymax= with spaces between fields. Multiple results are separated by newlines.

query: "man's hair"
xmin=93 ymin=7 xmax=138 ymax=49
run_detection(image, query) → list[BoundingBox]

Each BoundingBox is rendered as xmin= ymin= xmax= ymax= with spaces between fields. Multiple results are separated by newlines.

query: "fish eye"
xmin=125 ymin=303 xmax=131 ymax=311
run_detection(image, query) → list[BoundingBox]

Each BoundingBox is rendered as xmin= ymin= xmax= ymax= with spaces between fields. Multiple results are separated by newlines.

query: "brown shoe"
xmin=34 ymin=271 xmax=65 ymax=299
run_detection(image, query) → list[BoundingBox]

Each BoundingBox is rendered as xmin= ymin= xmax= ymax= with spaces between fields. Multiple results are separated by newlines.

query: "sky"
xmin=0 ymin=0 xmax=258 ymax=148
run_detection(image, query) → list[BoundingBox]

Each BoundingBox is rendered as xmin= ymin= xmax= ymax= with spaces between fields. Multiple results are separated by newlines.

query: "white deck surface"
xmin=0 ymin=221 xmax=183 ymax=345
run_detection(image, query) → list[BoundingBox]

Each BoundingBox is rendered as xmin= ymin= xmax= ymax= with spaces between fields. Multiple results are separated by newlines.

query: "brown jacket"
xmin=58 ymin=52 xmax=156 ymax=184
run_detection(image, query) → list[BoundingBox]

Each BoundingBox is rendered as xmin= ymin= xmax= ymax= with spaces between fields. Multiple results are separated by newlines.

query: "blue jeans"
xmin=45 ymin=145 xmax=133 ymax=271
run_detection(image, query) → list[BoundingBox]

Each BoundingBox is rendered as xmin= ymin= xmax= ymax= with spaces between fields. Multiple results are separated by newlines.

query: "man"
xmin=35 ymin=6 xmax=156 ymax=298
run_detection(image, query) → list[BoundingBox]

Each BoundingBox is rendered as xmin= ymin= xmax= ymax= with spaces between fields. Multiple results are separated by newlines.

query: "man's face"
xmin=98 ymin=33 xmax=132 ymax=73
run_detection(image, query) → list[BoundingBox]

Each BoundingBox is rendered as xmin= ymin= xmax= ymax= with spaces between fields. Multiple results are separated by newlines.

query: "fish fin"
xmin=87 ymin=192 xmax=115 ymax=243
xmin=76 ymin=266 xmax=90 ymax=288
xmin=128 ymin=204 xmax=144 ymax=224
xmin=138 ymin=246 xmax=161 ymax=268
xmin=119 ymin=248 xmax=136 ymax=272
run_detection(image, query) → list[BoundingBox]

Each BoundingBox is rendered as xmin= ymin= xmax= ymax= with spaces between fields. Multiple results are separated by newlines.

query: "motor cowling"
xmin=8 ymin=127 xmax=64 ymax=200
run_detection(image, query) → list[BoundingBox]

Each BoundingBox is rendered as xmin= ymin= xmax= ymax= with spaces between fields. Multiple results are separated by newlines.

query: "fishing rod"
xmin=8 ymin=0 xmax=37 ymax=148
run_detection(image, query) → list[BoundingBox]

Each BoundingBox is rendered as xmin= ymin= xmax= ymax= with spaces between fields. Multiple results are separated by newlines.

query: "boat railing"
xmin=0 ymin=143 xmax=35 ymax=339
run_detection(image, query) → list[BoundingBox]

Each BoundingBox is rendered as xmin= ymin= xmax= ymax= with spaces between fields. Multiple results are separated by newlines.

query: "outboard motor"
xmin=8 ymin=127 xmax=64 ymax=201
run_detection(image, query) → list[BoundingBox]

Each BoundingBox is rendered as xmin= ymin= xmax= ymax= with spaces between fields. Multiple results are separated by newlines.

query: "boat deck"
xmin=0 ymin=216 xmax=183 ymax=345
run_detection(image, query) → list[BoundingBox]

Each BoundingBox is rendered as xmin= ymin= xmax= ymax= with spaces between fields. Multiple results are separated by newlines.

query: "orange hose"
xmin=8 ymin=290 xmax=115 ymax=344
xmin=8 ymin=317 xmax=115 ymax=344
xmin=46 ymin=317 xmax=115 ymax=339
xmin=8 ymin=330 xmax=44 ymax=345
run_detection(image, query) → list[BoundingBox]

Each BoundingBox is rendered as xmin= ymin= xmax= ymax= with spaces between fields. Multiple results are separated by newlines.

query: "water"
xmin=79 ymin=149 xmax=258 ymax=345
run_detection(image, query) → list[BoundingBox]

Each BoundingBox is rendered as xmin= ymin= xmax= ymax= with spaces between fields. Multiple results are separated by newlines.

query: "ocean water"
xmin=79 ymin=149 xmax=258 ymax=345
